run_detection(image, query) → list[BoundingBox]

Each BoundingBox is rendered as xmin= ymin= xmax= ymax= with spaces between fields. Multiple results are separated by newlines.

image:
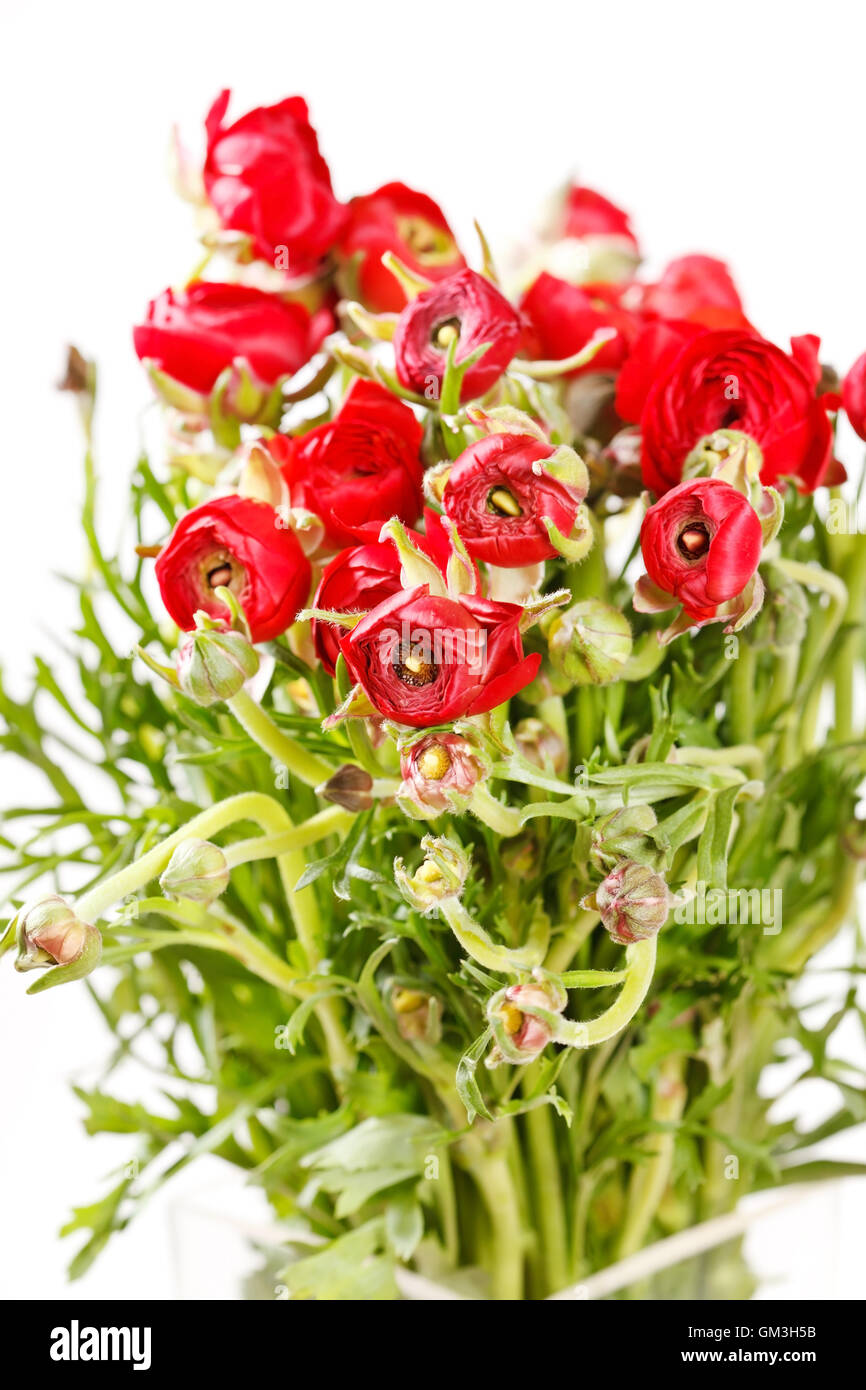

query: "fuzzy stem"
xmin=469 ymin=784 xmax=522 ymax=837
xmin=227 ymin=688 xmax=335 ymax=787
xmin=223 ymin=805 xmax=355 ymax=867
xmin=556 ymin=936 xmax=657 ymax=1048
xmin=439 ymin=898 xmax=548 ymax=975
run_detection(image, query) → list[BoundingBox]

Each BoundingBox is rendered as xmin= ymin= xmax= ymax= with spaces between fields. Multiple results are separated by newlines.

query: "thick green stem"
xmin=223 ymin=805 xmax=355 ymax=867
xmin=616 ymin=1053 xmax=686 ymax=1259
xmin=728 ymin=641 xmax=756 ymax=745
xmin=523 ymin=1078 xmax=569 ymax=1294
xmin=546 ymin=909 xmax=598 ymax=974
xmin=439 ymin=899 xmax=548 ymax=975
xmin=469 ymin=1147 xmax=524 ymax=1299
xmin=469 ymin=784 xmax=522 ymax=837
xmin=227 ymin=688 xmax=335 ymax=787
xmin=556 ymin=936 xmax=657 ymax=1048
xmin=832 ymin=537 xmax=866 ymax=742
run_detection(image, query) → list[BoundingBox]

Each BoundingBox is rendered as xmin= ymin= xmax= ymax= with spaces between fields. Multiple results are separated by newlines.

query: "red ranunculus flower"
xmin=393 ymin=269 xmax=521 ymax=403
xmin=133 ymin=282 xmax=331 ymax=396
xmin=562 ymin=185 xmax=638 ymax=248
xmin=637 ymin=329 xmax=834 ymax=495
xmin=640 ymin=478 xmax=763 ymax=622
xmin=310 ymin=518 xmax=446 ymax=675
xmin=335 ymin=182 xmax=465 ymax=313
xmin=638 ymin=255 xmax=748 ymax=330
xmin=842 ymin=351 xmax=866 ymax=441
xmin=203 ymin=90 xmax=346 ymax=274
xmin=442 ymin=432 xmax=586 ymax=565
xmin=269 ymin=380 xmax=424 ymax=548
xmin=520 ymin=272 xmax=635 ymax=376
xmin=155 ymin=496 xmax=311 ymax=643
xmin=339 ymin=587 xmax=540 ymax=728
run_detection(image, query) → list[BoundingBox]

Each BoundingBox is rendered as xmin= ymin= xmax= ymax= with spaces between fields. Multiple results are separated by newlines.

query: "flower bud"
xmin=317 ymin=764 xmax=375 ymax=812
xmin=398 ymin=734 xmax=483 ymax=817
xmin=486 ymin=972 xmax=567 ymax=1067
xmin=390 ymin=985 xmax=442 ymax=1044
xmin=14 ymin=896 xmax=101 ymax=977
xmin=159 ymin=839 xmax=230 ymax=905
xmin=394 ymin=835 xmax=470 ymax=914
xmin=176 ymin=623 xmax=260 ymax=706
xmin=589 ymin=805 xmax=661 ymax=873
xmin=513 ymin=718 xmax=569 ymax=776
xmin=547 ymin=598 xmax=632 ymax=686
xmin=584 ymin=861 xmax=670 ymax=945
xmin=684 ymin=429 xmax=763 ymax=486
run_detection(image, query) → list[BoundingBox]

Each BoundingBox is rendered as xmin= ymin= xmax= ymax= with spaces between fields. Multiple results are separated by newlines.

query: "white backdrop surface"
xmin=2 ymin=0 xmax=866 ymax=1300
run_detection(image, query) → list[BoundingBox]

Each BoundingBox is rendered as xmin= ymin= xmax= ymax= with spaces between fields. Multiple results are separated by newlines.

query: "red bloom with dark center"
xmin=519 ymin=272 xmax=635 ymax=376
xmin=203 ymin=90 xmax=346 ymax=274
xmin=393 ymin=269 xmax=521 ymax=403
xmin=637 ymin=329 xmax=834 ymax=495
xmin=269 ymin=380 xmax=424 ymax=548
xmin=443 ymin=432 xmax=586 ymax=566
xmin=842 ymin=351 xmax=866 ymax=441
xmin=133 ymin=282 xmax=331 ymax=395
xmin=335 ymin=182 xmax=465 ymax=313
xmin=562 ymin=186 xmax=638 ymax=248
xmin=640 ymin=478 xmax=763 ymax=622
xmin=339 ymin=587 xmax=540 ymax=728
xmin=310 ymin=520 xmax=445 ymax=675
xmin=155 ymin=496 xmax=311 ymax=643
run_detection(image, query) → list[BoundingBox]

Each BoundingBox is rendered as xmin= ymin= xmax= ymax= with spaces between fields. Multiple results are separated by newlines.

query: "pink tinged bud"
xmin=513 ymin=717 xmax=569 ymax=776
xmin=586 ymin=861 xmax=670 ymax=945
xmin=486 ymin=974 xmax=568 ymax=1066
xmin=14 ymin=896 xmax=101 ymax=978
xmin=399 ymin=734 xmax=483 ymax=814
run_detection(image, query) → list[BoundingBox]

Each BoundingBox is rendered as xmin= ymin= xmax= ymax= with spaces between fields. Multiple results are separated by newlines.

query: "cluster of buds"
xmin=485 ymin=970 xmax=568 ymax=1067
xmin=13 ymin=897 xmax=101 ymax=987
xmin=393 ymin=835 xmax=471 ymax=915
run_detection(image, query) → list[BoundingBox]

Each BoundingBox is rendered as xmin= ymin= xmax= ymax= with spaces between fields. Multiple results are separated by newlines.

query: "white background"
xmin=2 ymin=0 xmax=866 ymax=1300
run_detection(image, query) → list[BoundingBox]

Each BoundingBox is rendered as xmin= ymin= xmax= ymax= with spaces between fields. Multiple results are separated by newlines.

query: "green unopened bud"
xmin=548 ymin=599 xmax=632 ymax=686
xmin=160 ymin=839 xmax=230 ymax=904
xmin=590 ymin=805 xmax=662 ymax=872
xmin=14 ymin=896 xmax=101 ymax=981
xmin=177 ymin=623 xmax=260 ymax=706
xmin=684 ymin=429 xmax=763 ymax=487
xmin=393 ymin=835 xmax=470 ymax=915
xmin=513 ymin=718 xmax=569 ymax=776
xmin=749 ymin=564 xmax=810 ymax=652
xmin=584 ymin=861 xmax=670 ymax=945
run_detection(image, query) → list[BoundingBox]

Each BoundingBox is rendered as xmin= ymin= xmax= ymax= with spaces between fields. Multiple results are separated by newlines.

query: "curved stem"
xmin=439 ymin=899 xmax=548 ymax=975
xmin=556 ymin=936 xmax=658 ymax=1049
xmin=223 ymin=805 xmax=355 ymax=867
xmin=469 ymin=784 xmax=522 ymax=838
xmin=227 ymin=688 xmax=335 ymax=787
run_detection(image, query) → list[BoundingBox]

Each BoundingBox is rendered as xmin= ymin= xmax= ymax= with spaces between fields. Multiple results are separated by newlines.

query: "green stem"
xmin=728 ymin=642 xmax=756 ymax=745
xmin=832 ymin=537 xmax=866 ymax=742
xmin=556 ymin=936 xmax=657 ymax=1048
xmin=227 ymin=688 xmax=335 ymax=787
xmin=616 ymin=1053 xmax=686 ymax=1259
xmin=223 ymin=805 xmax=355 ymax=867
xmin=469 ymin=1147 xmax=524 ymax=1299
xmin=523 ymin=1074 xmax=569 ymax=1294
xmin=546 ymin=909 xmax=598 ymax=974
xmin=469 ymin=784 xmax=522 ymax=837
xmin=439 ymin=899 xmax=548 ymax=975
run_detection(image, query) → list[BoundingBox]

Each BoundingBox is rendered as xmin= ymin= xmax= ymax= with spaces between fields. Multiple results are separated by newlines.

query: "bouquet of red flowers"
xmin=4 ymin=89 xmax=866 ymax=1301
